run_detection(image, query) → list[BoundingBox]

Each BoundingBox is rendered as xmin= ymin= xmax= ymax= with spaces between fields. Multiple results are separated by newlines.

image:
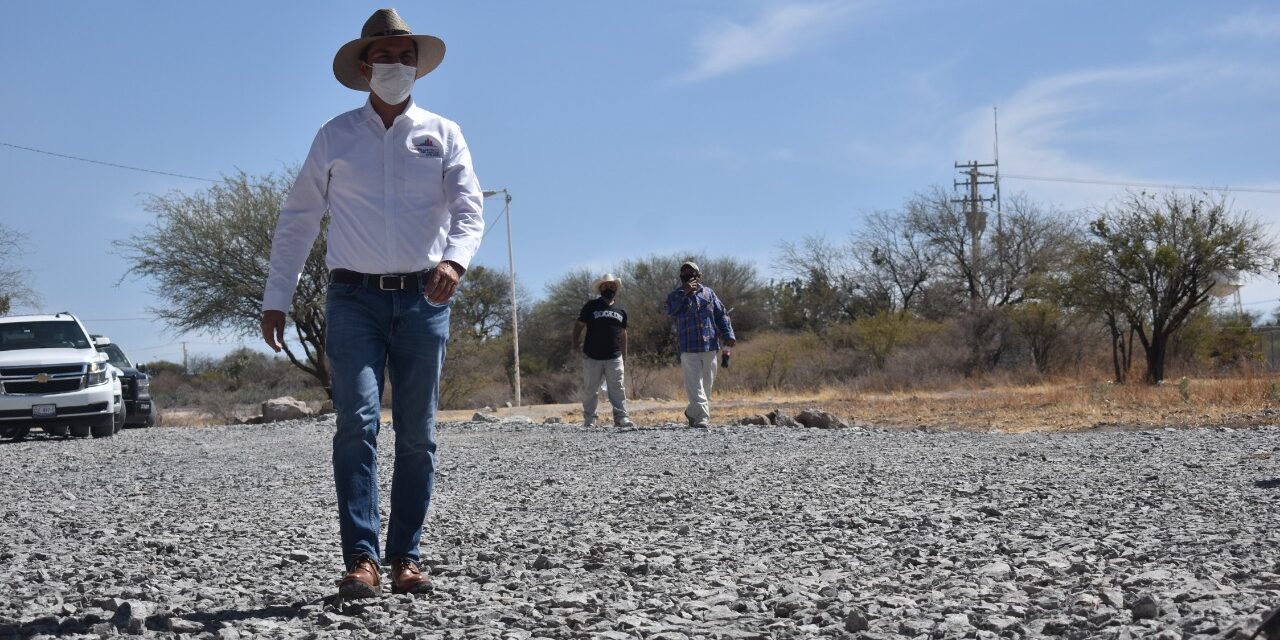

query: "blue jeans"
xmin=325 ymin=282 xmax=449 ymax=570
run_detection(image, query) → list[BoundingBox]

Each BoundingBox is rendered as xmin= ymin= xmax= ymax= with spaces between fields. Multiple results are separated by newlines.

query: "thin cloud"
xmin=1211 ymin=10 xmax=1280 ymax=40
xmin=957 ymin=63 xmax=1206 ymax=206
xmin=676 ymin=2 xmax=861 ymax=83
xmin=952 ymin=61 xmax=1280 ymax=234
xmin=956 ymin=61 xmax=1280 ymax=301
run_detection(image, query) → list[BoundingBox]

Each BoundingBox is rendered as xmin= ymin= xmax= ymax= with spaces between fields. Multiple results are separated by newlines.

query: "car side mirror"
xmin=137 ymin=364 xmax=148 ymax=374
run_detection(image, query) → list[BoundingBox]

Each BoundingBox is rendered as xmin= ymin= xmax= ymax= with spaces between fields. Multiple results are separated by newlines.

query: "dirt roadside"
xmin=164 ymin=379 xmax=1280 ymax=433
xmin=438 ymin=380 xmax=1280 ymax=433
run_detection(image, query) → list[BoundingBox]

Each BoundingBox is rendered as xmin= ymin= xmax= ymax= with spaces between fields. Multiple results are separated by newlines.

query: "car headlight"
xmin=137 ymin=377 xmax=150 ymax=390
xmin=85 ymin=362 xmax=110 ymax=387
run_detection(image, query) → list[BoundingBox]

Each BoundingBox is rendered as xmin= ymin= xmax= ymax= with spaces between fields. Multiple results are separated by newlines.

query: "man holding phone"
xmin=665 ymin=261 xmax=735 ymax=428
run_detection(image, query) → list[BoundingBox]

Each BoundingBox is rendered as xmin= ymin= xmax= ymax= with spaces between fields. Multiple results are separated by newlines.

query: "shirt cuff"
xmin=262 ymin=291 xmax=291 ymax=314
xmin=440 ymin=247 xmax=472 ymax=271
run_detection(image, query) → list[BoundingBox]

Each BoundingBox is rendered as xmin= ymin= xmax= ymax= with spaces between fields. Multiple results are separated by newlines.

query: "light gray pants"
xmin=582 ymin=356 xmax=628 ymax=424
xmin=680 ymin=351 xmax=719 ymax=424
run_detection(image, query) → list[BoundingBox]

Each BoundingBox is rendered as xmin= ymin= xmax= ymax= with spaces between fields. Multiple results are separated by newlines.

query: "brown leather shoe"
xmin=337 ymin=555 xmax=381 ymax=599
xmin=390 ymin=557 xmax=433 ymax=595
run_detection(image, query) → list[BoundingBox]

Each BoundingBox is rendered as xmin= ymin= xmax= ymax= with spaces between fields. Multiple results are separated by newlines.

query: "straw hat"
xmin=333 ymin=8 xmax=446 ymax=92
xmin=594 ymin=274 xmax=622 ymax=293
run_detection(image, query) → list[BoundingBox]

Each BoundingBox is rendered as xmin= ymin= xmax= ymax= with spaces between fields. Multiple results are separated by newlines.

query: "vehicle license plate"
xmin=32 ymin=404 xmax=56 ymax=418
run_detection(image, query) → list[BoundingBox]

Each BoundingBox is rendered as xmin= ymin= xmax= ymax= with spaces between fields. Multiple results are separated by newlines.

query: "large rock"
xmin=796 ymin=409 xmax=849 ymax=429
xmin=471 ymin=412 xmax=501 ymax=423
xmin=261 ymin=397 xmax=312 ymax=423
xmin=767 ymin=410 xmax=801 ymax=427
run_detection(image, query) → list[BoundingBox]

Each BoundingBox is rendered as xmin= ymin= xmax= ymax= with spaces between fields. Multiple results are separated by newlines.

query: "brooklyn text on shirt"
xmin=409 ymin=134 xmax=443 ymax=158
xmin=593 ymin=310 xmax=624 ymax=322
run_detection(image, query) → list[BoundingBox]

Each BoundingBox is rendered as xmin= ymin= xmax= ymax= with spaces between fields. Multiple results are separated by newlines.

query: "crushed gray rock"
xmin=1 ymin=417 xmax=1278 ymax=637
xmin=1131 ymin=593 xmax=1161 ymax=620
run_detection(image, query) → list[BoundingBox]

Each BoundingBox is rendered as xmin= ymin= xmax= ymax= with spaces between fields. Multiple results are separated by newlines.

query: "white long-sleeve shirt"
xmin=262 ymin=98 xmax=484 ymax=312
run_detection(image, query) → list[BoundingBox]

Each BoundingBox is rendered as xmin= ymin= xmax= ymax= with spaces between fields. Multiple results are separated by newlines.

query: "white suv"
xmin=0 ymin=313 xmax=125 ymax=440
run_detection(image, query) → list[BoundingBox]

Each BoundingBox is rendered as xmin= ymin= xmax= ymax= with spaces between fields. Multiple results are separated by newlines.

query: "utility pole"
xmin=952 ymin=107 xmax=1002 ymax=308
xmin=504 ymin=192 xmax=520 ymax=408
xmin=482 ymin=188 xmax=521 ymax=407
xmin=951 ymin=161 xmax=998 ymax=307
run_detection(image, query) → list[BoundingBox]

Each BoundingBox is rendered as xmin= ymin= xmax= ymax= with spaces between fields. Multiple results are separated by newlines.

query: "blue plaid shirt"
xmin=665 ymin=285 xmax=735 ymax=353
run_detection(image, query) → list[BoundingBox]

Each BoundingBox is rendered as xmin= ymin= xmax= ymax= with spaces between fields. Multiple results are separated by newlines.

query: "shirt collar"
xmin=360 ymin=97 xmax=425 ymax=125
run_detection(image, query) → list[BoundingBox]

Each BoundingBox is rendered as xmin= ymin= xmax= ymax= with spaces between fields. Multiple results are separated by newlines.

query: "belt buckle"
xmin=379 ymin=274 xmax=404 ymax=290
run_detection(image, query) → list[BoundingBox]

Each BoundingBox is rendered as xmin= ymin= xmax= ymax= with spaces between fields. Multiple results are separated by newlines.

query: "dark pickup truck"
xmin=93 ymin=337 xmax=157 ymax=428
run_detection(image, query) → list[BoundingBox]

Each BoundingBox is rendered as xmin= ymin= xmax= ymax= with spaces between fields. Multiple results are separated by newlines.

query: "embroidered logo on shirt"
xmin=410 ymin=136 xmax=443 ymax=158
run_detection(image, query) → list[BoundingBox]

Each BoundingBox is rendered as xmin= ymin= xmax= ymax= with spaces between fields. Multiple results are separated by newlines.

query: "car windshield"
xmin=0 ymin=320 xmax=92 ymax=351
xmin=97 ymin=343 xmax=132 ymax=369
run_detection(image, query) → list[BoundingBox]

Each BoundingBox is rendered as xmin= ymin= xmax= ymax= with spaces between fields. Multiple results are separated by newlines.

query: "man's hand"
xmin=681 ymin=277 xmax=699 ymax=295
xmin=261 ymin=310 xmax=286 ymax=353
xmin=425 ymin=260 xmax=463 ymax=304
xmin=723 ymin=338 xmax=736 ymax=348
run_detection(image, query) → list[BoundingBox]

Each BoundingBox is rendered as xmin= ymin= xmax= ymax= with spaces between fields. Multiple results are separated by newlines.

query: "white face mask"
xmin=368 ymin=63 xmax=417 ymax=105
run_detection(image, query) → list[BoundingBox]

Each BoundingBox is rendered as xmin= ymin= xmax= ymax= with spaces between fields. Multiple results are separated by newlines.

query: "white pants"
xmin=582 ymin=356 xmax=628 ymax=424
xmin=680 ymin=351 xmax=719 ymax=424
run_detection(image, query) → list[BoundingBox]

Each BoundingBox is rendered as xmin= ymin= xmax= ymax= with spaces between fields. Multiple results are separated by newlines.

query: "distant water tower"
xmin=1206 ymin=270 xmax=1243 ymax=314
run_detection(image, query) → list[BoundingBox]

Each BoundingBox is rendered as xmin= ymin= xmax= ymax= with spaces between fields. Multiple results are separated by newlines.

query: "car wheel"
xmin=70 ymin=424 xmax=91 ymax=438
xmin=114 ymin=402 xmax=125 ymax=434
xmin=90 ymin=415 xmax=115 ymax=438
xmin=3 ymin=426 xmax=30 ymax=441
xmin=43 ymin=425 xmax=69 ymax=438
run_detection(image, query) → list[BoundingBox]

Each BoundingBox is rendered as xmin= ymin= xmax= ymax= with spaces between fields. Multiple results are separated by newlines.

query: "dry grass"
xmin=673 ymin=375 xmax=1280 ymax=433
xmin=167 ymin=375 xmax=1280 ymax=433
xmin=561 ymin=375 xmax=1280 ymax=432
xmin=154 ymin=409 xmax=221 ymax=428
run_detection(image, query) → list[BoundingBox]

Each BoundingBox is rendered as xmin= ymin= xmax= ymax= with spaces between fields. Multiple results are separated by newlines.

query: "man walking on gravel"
xmin=260 ymin=8 xmax=483 ymax=599
xmin=572 ymin=274 xmax=634 ymax=428
xmin=665 ymin=261 xmax=735 ymax=428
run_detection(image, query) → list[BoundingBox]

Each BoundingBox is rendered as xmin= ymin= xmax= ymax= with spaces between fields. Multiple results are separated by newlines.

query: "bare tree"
xmin=905 ymin=189 xmax=1079 ymax=309
xmin=850 ymin=209 xmax=938 ymax=313
xmin=0 ymin=224 xmax=38 ymax=314
xmin=774 ymin=236 xmax=866 ymax=329
xmin=520 ymin=268 xmax=595 ymax=374
xmin=116 ymin=169 xmax=333 ymax=391
xmin=451 ymin=265 xmax=513 ymax=341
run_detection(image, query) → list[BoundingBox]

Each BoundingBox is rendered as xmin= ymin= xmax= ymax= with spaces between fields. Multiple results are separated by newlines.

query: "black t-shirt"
xmin=578 ymin=298 xmax=627 ymax=360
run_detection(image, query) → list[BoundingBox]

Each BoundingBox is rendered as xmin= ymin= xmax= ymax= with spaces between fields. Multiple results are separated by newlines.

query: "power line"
xmin=1003 ymin=172 xmax=1280 ymax=195
xmin=124 ymin=341 xmax=183 ymax=352
xmin=482 ymin=206 xmax=507 ymax=240
xmin=0 ymin=141 xmax=218 ymax=183
xmin=125 ymin=339 xmax=249 ymax=353
xmin=1240 ymin=298 xmax=1279 ymax=309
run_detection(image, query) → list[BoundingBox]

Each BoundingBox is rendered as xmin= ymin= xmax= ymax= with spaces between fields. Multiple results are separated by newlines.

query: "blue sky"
xmin=2 ymin=1 xmax=1278 ymax=364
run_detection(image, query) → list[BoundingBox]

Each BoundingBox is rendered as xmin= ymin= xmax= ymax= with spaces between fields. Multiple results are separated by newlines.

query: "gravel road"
xmin=2 ymin=418 xmax=1279 ymax=639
